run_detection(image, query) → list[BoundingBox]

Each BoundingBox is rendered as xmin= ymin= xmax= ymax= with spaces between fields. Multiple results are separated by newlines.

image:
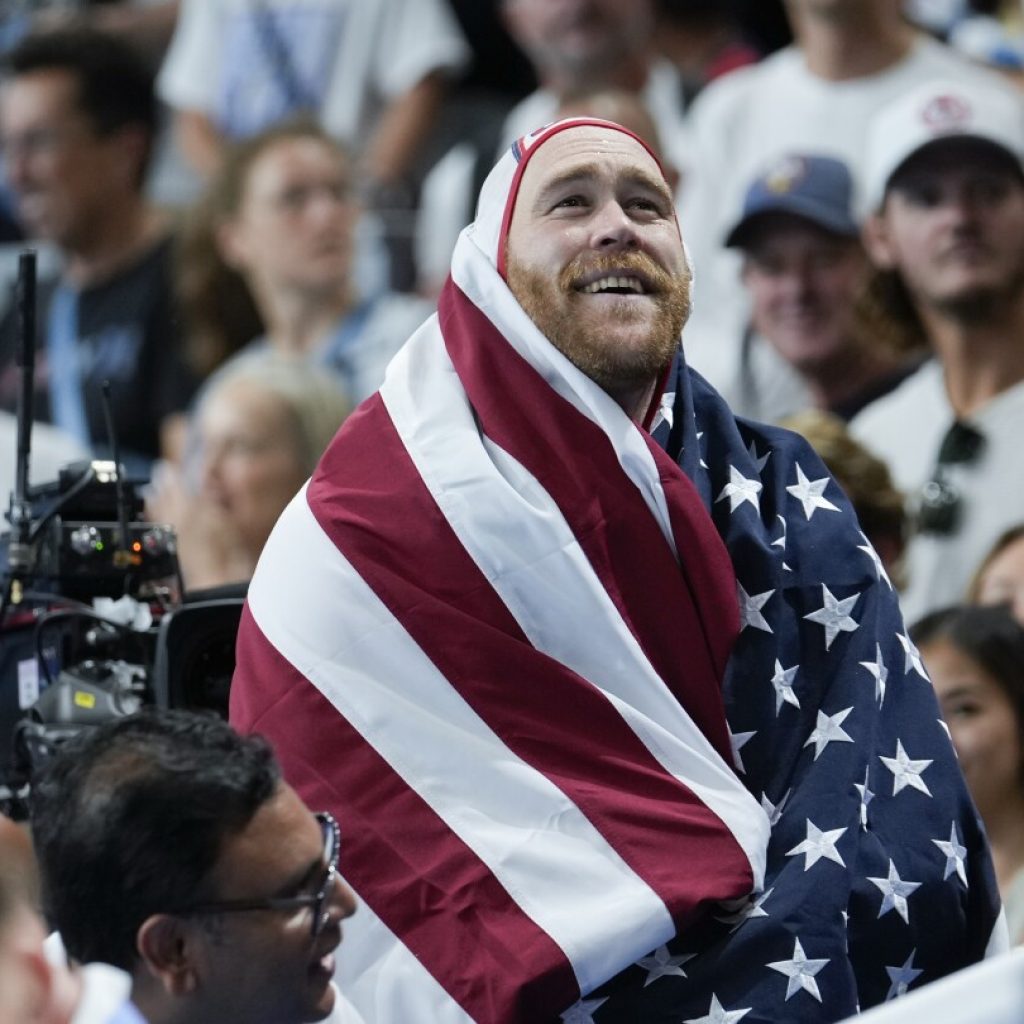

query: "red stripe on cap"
xmin=439 ymin=282 xmax=738 ymax=761
xmin=231 ymin=605 xmax=579 ymax=1023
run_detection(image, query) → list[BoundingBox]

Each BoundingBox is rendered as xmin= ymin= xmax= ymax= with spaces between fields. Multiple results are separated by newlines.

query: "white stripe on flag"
xmin=248 ymin=489 xmax=676 ymax=995
xmin=381 ymin=329 xmax=769 ymax=887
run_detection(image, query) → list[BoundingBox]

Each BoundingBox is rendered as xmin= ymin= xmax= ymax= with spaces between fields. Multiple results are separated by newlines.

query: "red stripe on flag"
xmin=438 ymin=282 xmax=738 ymax=761
xmin=305 ymin=398 xmax=754 ymax=922
xmin=231 ymin=605 xmax=579 ymax=1023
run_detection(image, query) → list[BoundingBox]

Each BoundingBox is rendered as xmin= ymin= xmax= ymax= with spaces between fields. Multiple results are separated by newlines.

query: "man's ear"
xmin=862 ymin=211 xmax=897 ymax=271
xmin=136 ymin=915 xmax=200 ymax=996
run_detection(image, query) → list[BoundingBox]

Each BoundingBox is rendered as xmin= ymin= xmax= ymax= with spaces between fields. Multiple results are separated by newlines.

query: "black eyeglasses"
xmin=916 ymin=421 xmax=985 ymax=536
xmin=181 ymin=811 xmax=340 ymax=939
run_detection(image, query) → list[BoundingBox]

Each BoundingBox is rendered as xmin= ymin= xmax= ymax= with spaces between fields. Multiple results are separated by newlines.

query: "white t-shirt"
xmin=678 ymin=35 xmax=1017 ymax=396
xmin=850 ymin=361 xmax=1024 ymax=624
xmin=157 ymin=0 xmax=469 ymax=149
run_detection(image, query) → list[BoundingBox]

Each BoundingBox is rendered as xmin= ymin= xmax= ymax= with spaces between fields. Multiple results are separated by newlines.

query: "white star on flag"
xmin=760 ymin=788 xmax=790 ymax=827
xmin=636 ymin=945 xmax=695 ymax=986
xmin=729 ymin=727 xmax=757 ymax=774
xmin=857 ymin=531 xmax=893 ymax=588
xmin=868 ymin=859 xmax=921 ymax=923
xmin=656 ymin=391 xmax=675 ymax=431
xmin=696 ymin=430 xmax=708 ymax=469
xmin=859 ymin=644 xmax=889 ymax=706
xmin=786 ymin=463 xmax=840 ymax=520
xmin=684 ymin=994 xmax=752 ymax=1024
xmin=885 ymin=950 xmax=923 ymax=1000
xmin=767 ymin=937 xmax=829 ymax=1001
xmin=747 ymin=440 xmax=770 ymax=472
xmin=804 ymin=707 xmax=855 ymax=760
xmin=717 ymin=465 xmax=763 ymax=513
xmin=772 ymin=514 xmax=787 ymax=550
xmin=738 ymin=584 xmax=774 ymax=632
xmin=804 ymin=585 xmax=860 ymax=650
xmin=933 ymin=822 xmax=968 ymax=886
xmin=560 ymin=997 xmax=608 ymax=1023
xmin=786 ymin=819 xmax=847 ymax=870
xmin=880 ymin=740 xmax=933 ymax=797
xmin=771 ymin=659 xmax=800 ymax=714
xmin=896 ymin=632 xmax=929 ymax=679
xmin=715 ymin=887 xmax=774 ymax=930
xmin=854 ymin=766 xmax=874 ymax=829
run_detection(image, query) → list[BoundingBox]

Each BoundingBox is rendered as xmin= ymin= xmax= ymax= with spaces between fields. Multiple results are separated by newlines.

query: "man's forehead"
xmin=518 ymin=125 xmax=666 ymax=196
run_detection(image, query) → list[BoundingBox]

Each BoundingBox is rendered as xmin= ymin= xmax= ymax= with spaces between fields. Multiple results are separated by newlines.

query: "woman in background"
xmin=147 ymin=355 xmax=350 ymax=592
xmin=912 ymin=604 xmax=1024 ymax=944
xmin=967 ymin=524 xmax=1024 ymax=625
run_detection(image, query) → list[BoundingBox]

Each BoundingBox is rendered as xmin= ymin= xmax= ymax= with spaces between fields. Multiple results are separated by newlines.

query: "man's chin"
xmin=306 ymin=978 xmax=338 ymax=1022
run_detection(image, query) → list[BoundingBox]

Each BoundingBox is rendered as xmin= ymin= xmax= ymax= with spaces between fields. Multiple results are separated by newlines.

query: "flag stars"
xmin=715 ymin=886 xmax=774 ymax=930
xmin=767 ymin=937 xmax=829 ymax=1001
xmin=684 ymin=994 xmax=752 ymax=1024
xmin=896 ymin=632 xmax=929 ymax=679
xmin=738 ymin=584 xmax=774 ymax=633
xmin=717 ymin=465 xmax=763 ymax=513
xmin=560 ymin=997 xmax=607 ymax=1023
xmin=729 ymin=727 xmax=757 ymax=774
xmin=880 ymin=740 xmax=933 ymax=797
xmin=787 ymin=819 xmax=847 ymax=870
xmin=761 ymin=788 xmax=790 ymax=827
xmin=786 ymin=463 xmax=840 ymax=520
xmin=771 ymin=660 xmax=800 ymax=715
xmin=746 ymin=440 xmax=770 ymax=472
xmin=885 ymin=951 xmax=923 ymax=1001
xmin=859 ymin=645 xmax=890 ymax=706
xmin=804 ymin=707 xmax=855 ymax=761
xmin=804 ymin=585 xmax=860 ymax=650
xmin=635 ymin=945 xmax=695 ymax=986
xmin=868 ymin=860 xmax=921 ymax=923
xmin=854 ymin=766 xmax=875 ymax=830
xmin=857 ymin=531 xmax=893 ymax=589
xmin=933 ymin=823 xmax=968 ymax=886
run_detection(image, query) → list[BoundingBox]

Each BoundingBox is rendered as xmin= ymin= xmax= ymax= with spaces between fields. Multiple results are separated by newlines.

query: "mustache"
xmin=558 ymin=251 xmax=679 ymax=294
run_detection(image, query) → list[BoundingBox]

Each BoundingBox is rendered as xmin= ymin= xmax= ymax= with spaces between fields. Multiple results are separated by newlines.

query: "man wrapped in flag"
xmin=230 ymin=118 xmax=1003 ymax=1023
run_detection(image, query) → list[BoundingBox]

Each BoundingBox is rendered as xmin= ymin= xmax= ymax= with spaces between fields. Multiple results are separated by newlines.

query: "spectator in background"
xmin=197 ymin=121 xmax=432 ymax=406
xmin=0 ymin=27 xmax=197 ymax=472
xmin=417 ymin=0 xmax=690 ymax=296
xmin=679 ymin=0 xmax=1015 ymax=406
xmin=146 ymin=356 xmax=351 ymax=592
xmin=967 ymin=524 xmax=1024 ymax=623
xmin=913 ymin=605 xmax=1024 ymax=945
xmin=156 ymin=0 xmax=468 ymax=190
xmin=29 ymin=709 xmax=358 ymax=1024
xmin=725 ymin=154 xmax=919 ymax=422
xmin=851 ymin=78 xmax=1024 ymax=624
xmin=780 ymin=408 xmax=907 ymax=585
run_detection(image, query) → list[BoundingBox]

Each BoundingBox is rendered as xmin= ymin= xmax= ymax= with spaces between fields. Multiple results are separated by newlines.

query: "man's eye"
xmin=554 ymin=195 xmax=586 ymax=209
xmin=629 ymin=197 xmax=662 ymax=213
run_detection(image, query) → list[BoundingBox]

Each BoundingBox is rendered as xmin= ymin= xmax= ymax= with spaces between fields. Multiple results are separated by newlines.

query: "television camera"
xmin=0 ymin=252 xmax=242 ymax=819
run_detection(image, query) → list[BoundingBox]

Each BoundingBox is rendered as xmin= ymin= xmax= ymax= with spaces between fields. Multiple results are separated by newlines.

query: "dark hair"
xmin=910 ymin=604 xmax=1024 ymax=742
xmin=967 ymin=523 xmax=1024 ymax=603
xmin=29 ymin=710 xmax=281 ymax=970
xmin=4 ymin=25 xmax=157 ymax=181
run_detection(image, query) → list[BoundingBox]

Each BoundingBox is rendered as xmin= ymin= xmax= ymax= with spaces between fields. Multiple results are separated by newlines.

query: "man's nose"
xmin=328 ymin=873 xmax=357 ymax=923
xmin=591 ymin=200 xmax=640 ymax=251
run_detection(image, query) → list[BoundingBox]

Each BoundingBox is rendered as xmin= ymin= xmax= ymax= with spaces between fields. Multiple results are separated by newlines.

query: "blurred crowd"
xmin=3 ymin=0 xmax=1024 ymax=980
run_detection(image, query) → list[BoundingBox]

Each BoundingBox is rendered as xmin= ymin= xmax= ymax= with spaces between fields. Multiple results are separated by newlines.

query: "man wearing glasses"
xmin=28 ymin=709 xmax=358 ymax=1024
xmin=852 ymin=78 xmax=1024 ymax=623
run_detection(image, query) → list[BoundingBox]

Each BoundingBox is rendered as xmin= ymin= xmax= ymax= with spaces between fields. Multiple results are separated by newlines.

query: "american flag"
xmin=230 ymin=118 xmax=1001 ymax=1023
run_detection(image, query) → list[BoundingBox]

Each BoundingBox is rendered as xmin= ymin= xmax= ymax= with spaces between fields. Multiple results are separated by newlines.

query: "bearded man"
xmin=230 ymin=119 xmax=1001 ymax=1023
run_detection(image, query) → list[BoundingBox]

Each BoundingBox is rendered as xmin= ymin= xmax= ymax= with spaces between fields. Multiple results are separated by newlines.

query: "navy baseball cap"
xmin=724 ymin=154 xmax=859 ymax=248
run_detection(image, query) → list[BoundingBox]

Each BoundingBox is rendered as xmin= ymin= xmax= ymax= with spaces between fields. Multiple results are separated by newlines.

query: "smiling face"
xmin=923 ymin=638 xmax=1024 ymax=820
xmin=187 ymin=784 xmax=356 ymax=1024
xmin=504 ymin=125 xmax=689 ymax=410
xmin=742 ymin=215 xmax=868 ymax=375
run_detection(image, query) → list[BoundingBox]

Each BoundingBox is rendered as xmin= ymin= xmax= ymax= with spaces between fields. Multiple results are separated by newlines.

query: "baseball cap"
xmin=724 ymin=154 xmax=859 ymax=249
xmin=863 ymin=78 xmax=1024 ymax=211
